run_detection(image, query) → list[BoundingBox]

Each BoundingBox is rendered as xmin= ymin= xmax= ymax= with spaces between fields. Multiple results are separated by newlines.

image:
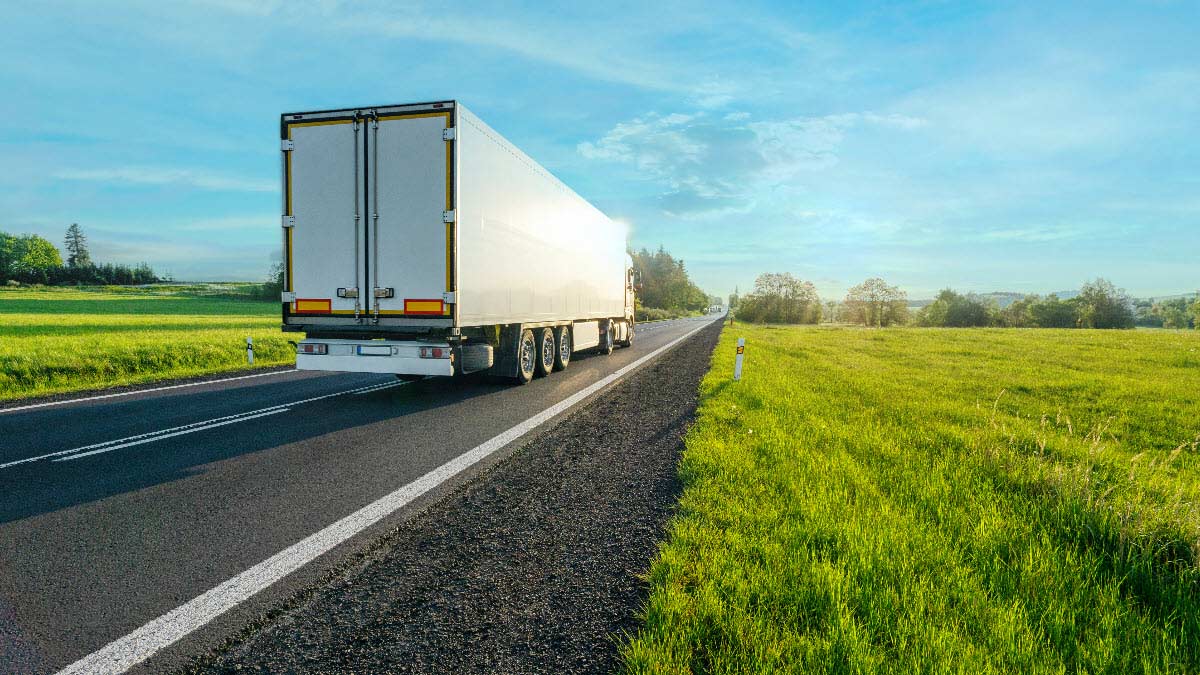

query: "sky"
xmin=1 ymin=1 xmax=1197 ymax=299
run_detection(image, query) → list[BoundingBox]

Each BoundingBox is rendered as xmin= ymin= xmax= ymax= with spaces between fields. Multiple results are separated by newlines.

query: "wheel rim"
xmin=520 ymin=334 xmax=535 ymax=375
xmin=559 ymin=331 xmax=570 ymax=363
xmin=541 ymin=332 xmax=555 ymax=369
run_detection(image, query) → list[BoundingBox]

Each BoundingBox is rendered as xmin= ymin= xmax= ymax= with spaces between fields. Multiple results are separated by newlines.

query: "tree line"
xmin=914 ymin=280 xmax=1140 ymax=329
xmin=0 ymin=224 xmax=159 ymax=285
xmin=732 ymin=273 xmax=1185 ymax=330
xmin=630 ymin=246 xmax=711 ymax=318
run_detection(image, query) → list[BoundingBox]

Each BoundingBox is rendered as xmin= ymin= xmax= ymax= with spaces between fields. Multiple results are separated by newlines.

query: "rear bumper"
xmin=295 ymin=339 xmax=454 ymax=376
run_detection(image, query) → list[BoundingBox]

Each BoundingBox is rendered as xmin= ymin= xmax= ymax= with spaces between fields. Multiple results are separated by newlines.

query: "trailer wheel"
xmin=598 ymin=321 xmax=615 ymax=355
xmin=535 ymin=327 xmax=555 ymax=377
xmin=515 ymin=328 xmax=537 ymax=384
xmin=553 ymin=326 xmax=571 ymax=371
xmin=617 ymin=320 xmax=634 ymax=348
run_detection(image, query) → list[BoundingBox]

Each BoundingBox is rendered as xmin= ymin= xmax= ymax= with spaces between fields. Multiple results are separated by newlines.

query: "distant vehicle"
xmin=280 ymin=100 xmax=636 ymax=384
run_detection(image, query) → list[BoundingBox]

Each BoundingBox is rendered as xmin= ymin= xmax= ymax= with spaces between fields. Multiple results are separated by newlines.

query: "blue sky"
xmin=1 ymin=1 xmax=1196 ymax=298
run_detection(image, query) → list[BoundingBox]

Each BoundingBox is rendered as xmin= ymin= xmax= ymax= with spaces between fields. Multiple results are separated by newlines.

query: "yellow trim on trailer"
xmin=286 ymin=125 xmax=294 ymax=312
xmin=376 ymin=111 xmax=452 ymax=122
xmin=288 ymin=118 xmax=357 ymax=129
xmin=310 ymin=309 xmax=446 ymax=317
xmin=445 ymin=123 xmax=453 ymax=297
xmin=284 ymin=110 xmax=456 ymax=318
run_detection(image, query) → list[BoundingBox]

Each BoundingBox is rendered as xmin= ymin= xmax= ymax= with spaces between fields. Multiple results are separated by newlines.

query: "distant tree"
xmin=64 ymin=223 xmax=92 ymax=268
xmin=1133 ymin=298 xmax=1163 ymax=327
xmin=918 ymin=289 xmax=993 ymax=327
xmin=844 ymin=277 xmax=908 ymax=327
xmin=824 ymin=300 xmax=840 ymax=323
xmin=1028 ymin=294 xmax=1079 ymax=328
xmin=630 ymin=246 xmax=709 ymax=312
xmin=0 ymin=231 xmax=17 ymax=279
xmin=1076 ymin=278 xmax=1134 ymax=329
xmin=11 ymin=234 xmax=63 ymax=280
xmin=1191 ymin=296 xmax=1200 ymax=329
xmin=1159 ymin=304 xmax=1190 ymax=329
xmin=999 ymin=295 xmax=1037 ymax=328
xmin=728 ymin=288 xmax=739 ymax=313
xmin=736 ymin=272 xmax=822 ymax=324
xmin=1149 ymin=296 xmax=1195 ymax=329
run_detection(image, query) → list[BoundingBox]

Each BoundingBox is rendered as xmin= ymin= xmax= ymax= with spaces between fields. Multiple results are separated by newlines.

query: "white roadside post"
xmin=246 ymin=337 xmax=254 ymax=365
xmin=734 ymin=337 xmax=745 ymax=381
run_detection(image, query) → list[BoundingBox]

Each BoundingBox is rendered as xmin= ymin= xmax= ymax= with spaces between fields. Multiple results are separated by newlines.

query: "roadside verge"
xmin=180 ymin=319 xmax=724 ymax=673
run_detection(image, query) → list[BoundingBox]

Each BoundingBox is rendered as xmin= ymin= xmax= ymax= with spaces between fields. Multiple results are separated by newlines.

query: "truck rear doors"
xmin=283 ymin=102 xmax=455 ymax=325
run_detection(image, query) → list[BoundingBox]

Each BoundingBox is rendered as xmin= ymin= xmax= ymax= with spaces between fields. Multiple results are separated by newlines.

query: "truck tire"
xmin=535 ymin=327 xmax=555 ymax=377
xmin=617 ymin=320 xmax=634 ymax=348
xmin=553 ymin=325 xmax=571 ymax=371
xmin=598 ymin=321 xmax=615 ymax=355
xmin=515 ymin=328 xmax=537 ymax=384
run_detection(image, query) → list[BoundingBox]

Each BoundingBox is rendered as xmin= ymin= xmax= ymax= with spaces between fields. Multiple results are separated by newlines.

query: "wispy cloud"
xmin=979 ymin=227 xmax=1086 ymax=243
xmin=579 ymin=110 xmax=928 ymax=217
xmin=55 ymin=167 xmax=275 ymax=193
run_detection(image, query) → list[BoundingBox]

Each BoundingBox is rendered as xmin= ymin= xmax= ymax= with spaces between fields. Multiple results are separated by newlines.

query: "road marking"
xmin=56 ymin=317 xmax=719 ymax=675
xmin=54 ymin=408 xmax=292 ymax=462
xmin=0 ymin=380 xmax=405 ymax=470
xmin=0 ymin=370 xmax=300 ymax=414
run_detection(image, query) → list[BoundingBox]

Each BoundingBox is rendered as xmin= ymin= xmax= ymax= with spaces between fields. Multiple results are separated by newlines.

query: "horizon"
xmin=1 ymin=1 xmax=1196 ymax=298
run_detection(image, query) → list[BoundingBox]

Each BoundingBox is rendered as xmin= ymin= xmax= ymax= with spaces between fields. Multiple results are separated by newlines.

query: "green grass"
xmin=0 ymin=287 xmax=297 ymax=401
xmin=624 ymin=326 xmax=1200 ymax=674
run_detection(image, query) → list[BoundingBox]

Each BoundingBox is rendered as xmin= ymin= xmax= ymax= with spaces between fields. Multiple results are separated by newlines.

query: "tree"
xmin=1076 ymin=278 xmax=1134 ymax=329
xmin=1191 ymin=296 xmax=1200 ymax=329
xmin=1028 ymin=294 xmax=1079 ymax=328
xmin=824 ymin=300 xmax=840 ymax=323
xmin=844 ymin=277 xmax=908 ymax=327
xmin=1148 ymin=296 xmax=1196 ymax=329
xmin=736 ymin=272 xmax=822 ymax=324
xmin=0 ymin=231 xmax=17 ymax=279
xmin=1159 ymin=304 xmax=1190 ymax=329
xmin=630 ymin=246 xmax=709 ymax=312
xmin=64 ymin=223 xmax=92 ymax=268
xmin=999 ymin=295 xmax=1037 ymax=328
xmin=11 ymin=234 xmax=63 ymax=278
xmin=918 ymin=289 xmax=993 ymax=327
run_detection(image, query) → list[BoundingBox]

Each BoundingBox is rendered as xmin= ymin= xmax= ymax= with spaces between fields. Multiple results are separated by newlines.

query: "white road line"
xmin=54 ymin=409 xmax=293 ymax=462
xmin=56 ymin=317 xmax=718 ymax=675
xmin=0 ymin=370 xmax=300 ymax=414
xmin=0 ymin=380 xmax=404 ymax=470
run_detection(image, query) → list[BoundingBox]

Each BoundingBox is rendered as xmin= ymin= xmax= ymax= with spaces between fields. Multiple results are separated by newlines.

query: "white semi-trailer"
xmin=280 ymin=100 xmax=636 ymax=384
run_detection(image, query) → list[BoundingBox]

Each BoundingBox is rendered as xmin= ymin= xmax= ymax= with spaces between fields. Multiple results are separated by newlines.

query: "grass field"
xmin=0 ymin=287 xmax=297 ymax=401
xmin=624 ymin=326 xmax=1200 ymax=674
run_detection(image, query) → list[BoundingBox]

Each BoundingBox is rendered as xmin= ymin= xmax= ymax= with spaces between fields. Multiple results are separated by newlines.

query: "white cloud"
xmin=55 ymin=167 xmax=275 ymax=193
xmin=979 ymin=227 xmax=1085 ymax=243
xmin=579 ymin=110 xmax=928 ymax=217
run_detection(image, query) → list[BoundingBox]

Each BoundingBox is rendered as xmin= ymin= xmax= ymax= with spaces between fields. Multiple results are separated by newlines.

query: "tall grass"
xmin=624 ymin=326 xmax=1200 ymax=674
xmin=0 ymin=287 xmax=296 ymax=401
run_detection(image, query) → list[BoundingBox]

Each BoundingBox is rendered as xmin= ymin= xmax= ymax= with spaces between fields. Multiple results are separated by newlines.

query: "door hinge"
xmin=442 ymin=128 xmax=456 ymax=141
xmin=280 ymin=139 xmax=294 ymax=151
xmin=442 ymin=210 xmax=456 ymax=223
xmin=442 ymin=291 xmax=456 ymax=304
xmin=281 ymin=291 xmax=296 ymax=302
xmin=281 ymin=215 xmax=296 ymax=228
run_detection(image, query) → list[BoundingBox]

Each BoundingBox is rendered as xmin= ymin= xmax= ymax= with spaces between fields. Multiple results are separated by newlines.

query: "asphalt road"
xmin=0 ymin=315 xmax=721 ymax=674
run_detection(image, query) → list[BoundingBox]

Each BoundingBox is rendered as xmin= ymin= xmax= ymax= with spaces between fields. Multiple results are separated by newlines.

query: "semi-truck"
xmin=279 ymin=100 xmax=636 ymax=384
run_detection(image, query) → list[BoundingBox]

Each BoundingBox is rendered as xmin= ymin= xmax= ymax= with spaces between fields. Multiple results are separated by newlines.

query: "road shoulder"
xmin=184 ymin=320 xmax=723 ymax=674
